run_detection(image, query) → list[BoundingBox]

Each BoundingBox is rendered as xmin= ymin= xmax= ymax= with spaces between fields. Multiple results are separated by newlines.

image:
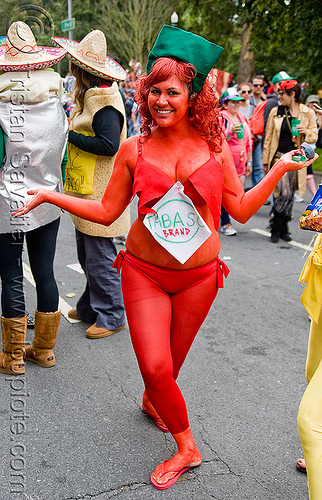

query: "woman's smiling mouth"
xmin=156 ymin=109 xmax=173 ymax=114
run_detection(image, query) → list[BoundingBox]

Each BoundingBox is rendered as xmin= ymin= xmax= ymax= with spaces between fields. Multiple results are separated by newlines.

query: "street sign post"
xmin=61 ymin=18 xmax=75 ymax=32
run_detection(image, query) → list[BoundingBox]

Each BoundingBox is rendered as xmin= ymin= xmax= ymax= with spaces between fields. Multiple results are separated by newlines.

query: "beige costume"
xmin=263 ymin=103 xmax=318 ymax=196
xmin=66 ymin=82 xmax=130 ymax=237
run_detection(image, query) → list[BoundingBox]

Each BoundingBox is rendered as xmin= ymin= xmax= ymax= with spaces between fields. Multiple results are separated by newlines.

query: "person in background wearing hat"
xmin=0 ymin=21 xmax=68 ymax=374
xmin=263 ymin=71 xmax=293 ymax=140
xmin=12 ymin=25 xmax=317 ymax=490
xmin=261 ymin=71 xmax=293 ymax=206
xmin=298 ymin=95 xmax=322 ymax=200
xmin=264 ymin=78 xmax=318 ymax=202
xmin=263 ymin=79 xmax=318 ymax=243
xmin=52 ymin=31 xmax=130 ymax=339
xmin=219 ymin=87 xmax=252 ymax=235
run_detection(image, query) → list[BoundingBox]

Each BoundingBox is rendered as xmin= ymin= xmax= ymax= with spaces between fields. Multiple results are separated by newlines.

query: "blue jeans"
xmin=252 ymin=141 xmax=264 ymax=187
xmin=75 ymin=230 xmax=125 ymax=330
xmin=220 ymin=206 xmax=231 ymax=226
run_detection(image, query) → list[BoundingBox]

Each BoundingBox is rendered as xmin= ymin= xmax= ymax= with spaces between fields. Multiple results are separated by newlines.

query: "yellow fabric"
xmin=297 ymin=308 xmax=322 ymax=500
xmin=64 ymin=131 xmax=97 ymax=195
xmin=306 ymin=305 xmax=322 ymax=383
xmin=299 ymin=234 xmax=322 ymax=323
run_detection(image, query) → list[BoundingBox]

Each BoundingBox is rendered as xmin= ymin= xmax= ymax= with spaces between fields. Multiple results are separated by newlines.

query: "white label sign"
xmin=143 ymin=181 xmax=212 ymax=264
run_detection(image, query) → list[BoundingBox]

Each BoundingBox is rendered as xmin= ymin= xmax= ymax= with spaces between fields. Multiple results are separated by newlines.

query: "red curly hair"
xmin=135 ymin=57 xmax=223 ymax=152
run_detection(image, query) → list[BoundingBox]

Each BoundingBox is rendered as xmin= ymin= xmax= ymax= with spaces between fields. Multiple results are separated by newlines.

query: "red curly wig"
xmin=135 ymin=57 xmax=223 ymax=152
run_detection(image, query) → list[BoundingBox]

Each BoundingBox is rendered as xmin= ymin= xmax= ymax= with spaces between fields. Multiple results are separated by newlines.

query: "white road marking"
xmin=22 ymin=262 xmax=81 ymax=324
xmin=251 ymin=228 xmax=314 ymax=252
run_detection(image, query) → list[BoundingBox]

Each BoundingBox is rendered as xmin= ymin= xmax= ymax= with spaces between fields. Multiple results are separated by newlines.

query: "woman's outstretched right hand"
xmin=11 ymin=188 xmax=48 ymax=217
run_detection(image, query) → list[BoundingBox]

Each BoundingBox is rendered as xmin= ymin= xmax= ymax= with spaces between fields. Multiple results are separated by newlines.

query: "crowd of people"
xmin=0 ymin=20 xmax=321 ymax=497
xmin=218 ymin=72 xmax=320 ymax=240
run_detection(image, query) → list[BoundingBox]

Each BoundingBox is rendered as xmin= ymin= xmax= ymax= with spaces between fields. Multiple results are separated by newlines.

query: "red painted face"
xmin=148 ymin=76 xmax=190 ymax=128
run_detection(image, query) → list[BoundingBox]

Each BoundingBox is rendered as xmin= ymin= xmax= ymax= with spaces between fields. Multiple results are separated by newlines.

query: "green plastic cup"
xmin=291 ymin=118 xmax=301 ymax=137
xmin=237 ymin=124 xmax=244 ymax=139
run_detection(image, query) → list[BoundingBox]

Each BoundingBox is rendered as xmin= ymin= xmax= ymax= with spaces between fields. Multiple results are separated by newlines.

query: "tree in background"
xmin=0 ymin=0 xmax=321 ymax=93
xmin=242 ymin=0 xmax=322 ymax=91
xmin=237 ymin=24 xmax=254 ymax=84
xmin=178 ymin=0 xmax=322 ymax=91
xmin=178 ymin=0 xmax=242 ymax=77
xmin=98 ymin=0 xmax=174 ymax=68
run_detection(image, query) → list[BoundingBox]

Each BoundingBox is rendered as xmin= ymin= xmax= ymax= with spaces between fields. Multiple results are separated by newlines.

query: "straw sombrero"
xmin=0 ymin=21 xmax=66 ymax=71
xmin=52 ymin=30 xmax=126 ymax=81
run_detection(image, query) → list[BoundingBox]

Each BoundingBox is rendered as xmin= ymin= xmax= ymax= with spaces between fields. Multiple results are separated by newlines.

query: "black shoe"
xmin=271 ymin=232 xmax=279 ymax=243
xmin=280 ymin=233 xmax=292 ymax=242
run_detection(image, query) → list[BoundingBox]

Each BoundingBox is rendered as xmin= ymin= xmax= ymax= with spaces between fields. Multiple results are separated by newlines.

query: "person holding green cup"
xmin=263 ymin=79 xmax=318 ymax=242
xmin=219 ymin=88 xmax=253 ymax=235
xmin=220 ymin=88 xmax=252 ymax=188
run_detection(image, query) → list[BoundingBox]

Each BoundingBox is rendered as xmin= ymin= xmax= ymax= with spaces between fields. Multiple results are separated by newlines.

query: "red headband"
xmin=279 ymin=79 xmax=298 ymax=91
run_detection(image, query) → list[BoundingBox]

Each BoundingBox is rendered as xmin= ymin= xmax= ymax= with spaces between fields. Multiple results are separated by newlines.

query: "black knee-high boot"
xmin=280 ymin=214 xmax=292 ymax=242
xmin=270 ymin=211 xmax=283 ymax=243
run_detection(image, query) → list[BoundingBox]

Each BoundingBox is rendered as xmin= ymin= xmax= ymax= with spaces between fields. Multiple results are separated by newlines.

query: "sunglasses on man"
xmin=252 ymin=84 xmax=264 ymax=88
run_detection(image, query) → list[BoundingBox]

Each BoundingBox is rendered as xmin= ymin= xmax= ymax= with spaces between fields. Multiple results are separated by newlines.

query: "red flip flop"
xmin=142 ymin=408 xmax=170 ymax=432
xmin=150 ymin=460 xmax=191 ymax=490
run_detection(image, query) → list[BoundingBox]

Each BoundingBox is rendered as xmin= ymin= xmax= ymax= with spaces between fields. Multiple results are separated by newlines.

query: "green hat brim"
xmin=146 ymin=25 xmax=223 ymax=93
xmin=225 ymin=96 xmax=244 ymax=102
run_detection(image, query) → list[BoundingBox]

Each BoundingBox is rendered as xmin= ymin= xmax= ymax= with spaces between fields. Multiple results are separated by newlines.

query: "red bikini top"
xmin=133 ymin=138 xmax=235 ymax=231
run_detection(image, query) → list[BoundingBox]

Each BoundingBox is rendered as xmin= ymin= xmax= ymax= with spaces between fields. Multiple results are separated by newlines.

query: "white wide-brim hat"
xmin=0 ymin=21 xmax=66 ymax=72
xmin=52 ymin=30 xmax=126 ymax=81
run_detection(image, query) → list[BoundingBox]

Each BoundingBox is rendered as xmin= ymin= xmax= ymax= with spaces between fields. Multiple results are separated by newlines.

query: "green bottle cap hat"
xmin=272 ymin=71 xmax=295 ymax=84
xmin=146 ymin=25 xmax=223 ymax=93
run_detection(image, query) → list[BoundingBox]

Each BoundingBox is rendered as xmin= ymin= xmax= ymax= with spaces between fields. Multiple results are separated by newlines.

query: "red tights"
xmin=118 ymin=253 xmax=228 ymax=434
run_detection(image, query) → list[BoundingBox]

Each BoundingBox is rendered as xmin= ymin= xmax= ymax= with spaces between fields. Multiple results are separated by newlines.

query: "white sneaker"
xmin=220 ymin=223 xmax=237 ymax=236
xmin=294 ymin=191 xmax=304 ymax=203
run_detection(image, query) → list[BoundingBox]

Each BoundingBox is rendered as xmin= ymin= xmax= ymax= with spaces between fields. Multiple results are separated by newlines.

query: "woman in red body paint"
xmin=12 ymin=26 xmax=316 ymax=490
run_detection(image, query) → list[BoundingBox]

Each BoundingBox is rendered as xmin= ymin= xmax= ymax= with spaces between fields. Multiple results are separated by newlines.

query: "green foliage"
xmin=178 ymin=0 xmax=242 ymax=71
xmin=178 ymin=0 xmax=322 ymax=91
xmin=97 ymin=0 xmax=174 ymax=67
xmin=0 ymin=0 xmax=321 ymax=89
xmin=244 ymin=0 xmax=322 ymax=91
xmin=313 ymin=149 xmax=322 ymax=171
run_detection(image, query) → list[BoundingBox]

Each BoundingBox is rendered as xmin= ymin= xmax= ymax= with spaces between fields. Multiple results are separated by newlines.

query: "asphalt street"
xmin=1 ymin=175 xmax=320 ymax=500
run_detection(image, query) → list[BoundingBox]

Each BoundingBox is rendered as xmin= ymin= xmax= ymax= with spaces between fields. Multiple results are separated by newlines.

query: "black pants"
xmin=0 ymin=218 xmax=60 ymax=318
